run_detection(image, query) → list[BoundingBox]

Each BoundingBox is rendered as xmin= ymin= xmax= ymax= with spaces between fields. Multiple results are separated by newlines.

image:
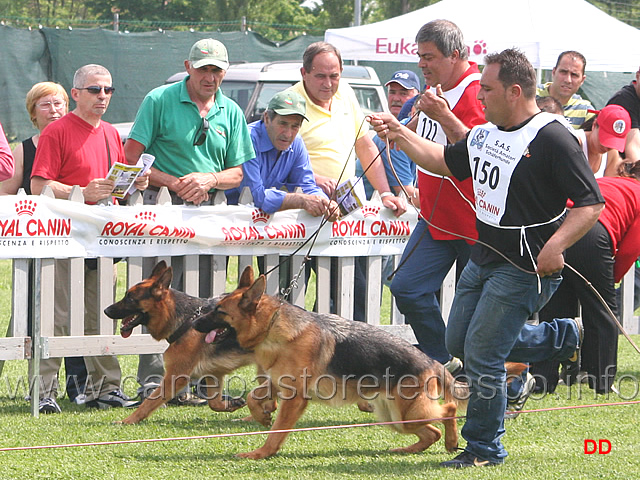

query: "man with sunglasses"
xmin=31 ymin=64 xmax=148 ymax=411
xmin=123 ymin=39 xmax=254 ymax=404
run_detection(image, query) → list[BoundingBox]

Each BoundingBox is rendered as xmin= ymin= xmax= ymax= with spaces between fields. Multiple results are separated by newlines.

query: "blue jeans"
xmin=446 ymin=260 xmax=580 ymax=463
xmin=390 ymin=219 xmax=470 ymax=364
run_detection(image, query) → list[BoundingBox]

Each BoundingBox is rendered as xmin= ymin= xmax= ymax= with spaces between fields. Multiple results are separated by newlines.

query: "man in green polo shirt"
xmin=123 ymin=38 xmax=254 ymax=405
xmin=124 ymin=38 xmax=254 ymax=205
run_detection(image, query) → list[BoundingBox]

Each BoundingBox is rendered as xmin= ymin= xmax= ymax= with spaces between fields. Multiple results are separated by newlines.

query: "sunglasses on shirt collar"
xmin=193 ymin=116 xmax=209 ymax=146
xmin=77 ymin=86 xmax=116 ymax=95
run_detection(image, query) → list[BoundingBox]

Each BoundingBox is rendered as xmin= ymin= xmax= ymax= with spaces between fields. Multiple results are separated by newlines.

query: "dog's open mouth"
xmin=205 ymin=327 xmax=231 ymax=344
xmin=120 ymin=313 xmax=148 ymax=338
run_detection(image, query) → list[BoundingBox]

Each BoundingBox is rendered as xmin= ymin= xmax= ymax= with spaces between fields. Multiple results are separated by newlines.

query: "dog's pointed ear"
xmin=153 ymin=266 xmax=173 ymax=292
xmin=238 ymin=265 xmax=255 ymax=288
xmin=239 ymin=275 xmax=266 ymax=312
xmin=150 ymin=260 xmax=168 ymax=279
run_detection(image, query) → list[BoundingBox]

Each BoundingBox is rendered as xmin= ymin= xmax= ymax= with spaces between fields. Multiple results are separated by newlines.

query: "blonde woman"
xmin=1 ymin=82 xmax=87 ymax=414
xmin=1 ymin=82 xmax=68 ymax=195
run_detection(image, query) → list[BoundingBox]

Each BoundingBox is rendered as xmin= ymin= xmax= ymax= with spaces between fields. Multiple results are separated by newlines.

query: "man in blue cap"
xmin=358 ymin=69 xmax=421 ymax=202
xmin=386 ymin=69 xmax=421 ymax=119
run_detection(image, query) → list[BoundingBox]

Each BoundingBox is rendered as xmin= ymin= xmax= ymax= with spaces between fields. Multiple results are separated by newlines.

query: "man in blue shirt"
xmin=227 ymin=90 xmax=338 ymax=218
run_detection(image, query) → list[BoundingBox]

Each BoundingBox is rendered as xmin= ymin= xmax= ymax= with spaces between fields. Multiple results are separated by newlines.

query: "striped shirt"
xmin=537 ymin=82 xmax=595 ymax=129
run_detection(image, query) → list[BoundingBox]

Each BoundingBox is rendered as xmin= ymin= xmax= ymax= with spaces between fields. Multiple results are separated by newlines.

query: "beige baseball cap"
xmin=189 ymin=39 xmax=229 ymax=70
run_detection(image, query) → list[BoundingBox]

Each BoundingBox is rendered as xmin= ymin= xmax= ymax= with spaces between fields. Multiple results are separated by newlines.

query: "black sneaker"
xmin=86 ymin=390 xmax=139 ymax=409
xmin=559 ymin=362 xmax=581 ymax=386
xmin=505 ymin=372 xmax=535 ymax=420
xmin=137 ymin=383 xmax=161 ymax=402
xmin=440 ymin=450 xmax=499 ymax=468
xmin=39 ymin=397 xmax=62 ymax=414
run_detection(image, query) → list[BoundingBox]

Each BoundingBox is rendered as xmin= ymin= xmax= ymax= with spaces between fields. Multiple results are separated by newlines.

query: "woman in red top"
xmin=533 ymin=161 xmax=640 ymax=394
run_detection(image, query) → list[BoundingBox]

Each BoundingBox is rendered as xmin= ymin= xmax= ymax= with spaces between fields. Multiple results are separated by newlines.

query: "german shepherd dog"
xmin=194 ymin=266 xmax=470 ymax=460
xmin=104 ymin=261 xmax=254 ymax=424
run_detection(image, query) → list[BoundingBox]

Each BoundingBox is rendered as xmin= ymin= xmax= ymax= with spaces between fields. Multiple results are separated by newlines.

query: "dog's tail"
xmin=437 ymin=361 xmax=529 ymax=409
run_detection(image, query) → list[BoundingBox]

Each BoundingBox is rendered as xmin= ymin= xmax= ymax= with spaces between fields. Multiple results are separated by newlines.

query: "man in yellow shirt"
xmin=289 ymin=42 xmax=406 ymax=322
xmin=289 ymin=42 xmax=406 ymax=213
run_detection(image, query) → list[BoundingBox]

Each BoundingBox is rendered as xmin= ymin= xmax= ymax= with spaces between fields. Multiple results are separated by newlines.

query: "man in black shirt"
xmin=606 ymin=68 xmax=640 ymax=174
xmin=369 ymin=48 xmax=604 ymax=468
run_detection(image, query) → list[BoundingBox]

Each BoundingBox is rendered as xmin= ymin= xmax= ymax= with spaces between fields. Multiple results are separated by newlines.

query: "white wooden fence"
xmin=0 ymin=187 xmax=423 ymax=415
xmin=1 ymin=187 xmax=637 ymax=417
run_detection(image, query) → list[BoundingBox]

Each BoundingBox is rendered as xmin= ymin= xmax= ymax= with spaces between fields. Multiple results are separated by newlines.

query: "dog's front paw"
xmin=119 ymin=416 xmax=139 ymax=425
xmin=232 ymin=414 xmax=255 ymax=422
xmin=357 ymin=400 xmax=374 ymax=412
xmin=236 ymin=448 xmax=274 ymax=460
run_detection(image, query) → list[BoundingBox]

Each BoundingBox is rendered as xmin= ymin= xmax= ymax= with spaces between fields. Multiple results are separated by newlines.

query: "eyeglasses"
xmin=36 ymin=101 xmax=67 ymax=111
xmin=193 ymin=117 xmax=209 ymax=146
xmin=77 ymin=86 xmax=116 ymax=95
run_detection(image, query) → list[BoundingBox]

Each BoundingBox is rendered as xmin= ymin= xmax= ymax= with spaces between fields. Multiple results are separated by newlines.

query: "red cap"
xmin=594 ymin=105 xmax=631 ymax=152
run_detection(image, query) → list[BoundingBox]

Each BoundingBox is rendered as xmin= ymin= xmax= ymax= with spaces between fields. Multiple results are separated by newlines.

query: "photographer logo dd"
xmin=584 ymin=439 xmax=611 ymax=455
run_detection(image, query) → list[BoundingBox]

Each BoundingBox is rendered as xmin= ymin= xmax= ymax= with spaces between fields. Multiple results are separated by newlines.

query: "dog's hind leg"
xmin=201 ymin=374 xmax=246 ymax=412
xmin=246 ymin=379 xmax=278 ymax=427
xmin=387 ymin=380 xmax=458 ymax=453
xmin=390 ymin=423 xmax=442 ymax=454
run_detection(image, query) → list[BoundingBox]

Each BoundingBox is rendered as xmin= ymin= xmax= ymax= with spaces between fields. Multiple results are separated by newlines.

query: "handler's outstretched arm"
xmin=368 ymin=113 xmax=452 ymax=177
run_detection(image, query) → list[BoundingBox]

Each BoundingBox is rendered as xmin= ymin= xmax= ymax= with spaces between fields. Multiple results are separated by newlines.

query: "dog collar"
xmin=266 ymin=306 xmax=281 ymax=334
xmin=167 ymin=305 xmax=204 ymax=344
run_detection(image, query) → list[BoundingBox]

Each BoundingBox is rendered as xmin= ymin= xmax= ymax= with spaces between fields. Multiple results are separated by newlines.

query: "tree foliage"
xmin=371 ymin=0 xmax=440 ymax=21
xmin=2 ymin=0 xmax=640 ymax=37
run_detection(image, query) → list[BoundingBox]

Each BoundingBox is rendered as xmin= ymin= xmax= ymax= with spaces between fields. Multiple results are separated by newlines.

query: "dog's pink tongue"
xmin=120 ymin=316 xmax=134 ymax=338
xmin=205 ymin=330 xmax=217 ymax=344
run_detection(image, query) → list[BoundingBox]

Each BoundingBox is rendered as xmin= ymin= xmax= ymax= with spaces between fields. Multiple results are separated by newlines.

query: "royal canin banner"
xmin=0 ymin=196 xmax=417 ymax=259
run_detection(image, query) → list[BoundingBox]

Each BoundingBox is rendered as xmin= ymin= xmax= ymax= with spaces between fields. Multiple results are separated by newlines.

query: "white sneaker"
xmin=39 ymin=397 xmax=62 ymax=414
xmin=443 ymin=357 xmax=463 ymax=376
xmin=505 ymin=373 xmax=535 ymax=420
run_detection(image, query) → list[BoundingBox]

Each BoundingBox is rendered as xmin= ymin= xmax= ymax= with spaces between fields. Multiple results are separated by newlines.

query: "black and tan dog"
xmin=194 ymin=266 xmax=470 ymax=459
xmin=104 ymin=261 xmax=254 ymax=424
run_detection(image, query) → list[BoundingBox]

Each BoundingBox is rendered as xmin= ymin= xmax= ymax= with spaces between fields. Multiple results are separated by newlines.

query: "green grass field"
xmin=0 ymin=259 xmax=638 ymax=479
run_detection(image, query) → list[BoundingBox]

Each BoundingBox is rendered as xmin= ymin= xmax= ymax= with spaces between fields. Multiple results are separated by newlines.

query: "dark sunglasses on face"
xmin=193 ymin=116 xmax=209 ymax=146
xmin=77 ymin=86 xmax=116 ymax=95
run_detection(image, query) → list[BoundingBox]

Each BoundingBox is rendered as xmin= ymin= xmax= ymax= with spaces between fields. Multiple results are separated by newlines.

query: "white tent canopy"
xmin=325 ymin=0 xmax=640 ymax=72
